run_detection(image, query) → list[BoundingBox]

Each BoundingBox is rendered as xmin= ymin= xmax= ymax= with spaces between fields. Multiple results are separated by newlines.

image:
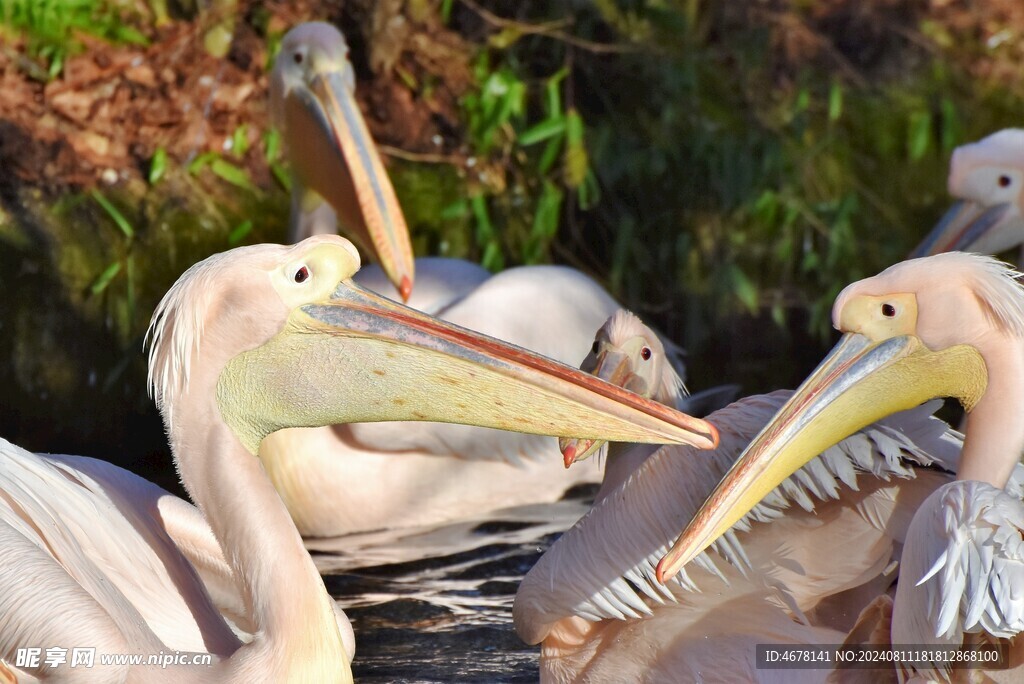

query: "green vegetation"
xmin=0 ymin=0 xmax=148 ymax=77
xmin=425 ymin=1 xmax=1024 ymax=390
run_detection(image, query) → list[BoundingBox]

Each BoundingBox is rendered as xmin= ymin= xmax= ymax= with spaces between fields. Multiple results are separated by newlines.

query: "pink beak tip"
xmin=399 ymin=276 xmax=413 ymax=303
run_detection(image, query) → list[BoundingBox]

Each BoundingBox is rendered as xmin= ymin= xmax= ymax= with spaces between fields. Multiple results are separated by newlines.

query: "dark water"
xmin=311 ymin=492 xmax=595 ymax=683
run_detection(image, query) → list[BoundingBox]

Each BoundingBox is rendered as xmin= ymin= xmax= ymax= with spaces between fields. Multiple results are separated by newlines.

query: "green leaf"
xmin=440 ymin=198 xmax=469 ymax=220
xmin=48 ymin=50 xmax=64 ymax=79
xmin=488 ymin=27 xmax=522 ymax=49
xmin=90 ymin=190 xmax=134 ymax=240
xmin=519 ymin=117 xmax=566 ymax=146
xmin=270 ymin=161 xmax=292 ymax=191
xmin=771 ymin=303 xmax=786 ymax=328
xmin=148 ymin=147 xmax=167 ymax=185
xmin=794 ymin=88 xmax=810 ymax=114
xmin=229 ymin=219 xmax=254 ymax=245
xmin=908 ymin=111 xmax=931 ymax=161
xmin=89 ymin=261 xmax=122 ymax=295
xmin=112 ymin=26 xmax=148 ymax=46
xmin=801 ymin=249 xmax=820 ymax=273
xmin=231 ymin=124 xmax=249 ymax=157
xmin=563 ymin=109 xmax=589 ymax=188
xmin=940 ymin=98 xmax=959 ymax=152
xmin=827 ymin=82 xmax=843 ymax=122
xmin=481 ymin=240 xmax=505 ymax=272
xmin=264 ymin=128 xmax=282 ymax=162
xmin=531 ymin=180 xmax=564 ymax=240
xmin=565 ymin=109 xmax=584 ymax=146
xmin=537 ymin=135 xmax=563 ymax=175
xmin=564 ymin=144 xmax=589 ymax=189
xmin=726 ymin=264 xmax=758 ymax=313
xmin=441 ymin=0 xmax=453 ymax=23
xmin=578 ymin=169 xmax=601 ymax=210
xmin=395 ymin=65 xmax=419 ymax=91
xmin=471 ymin=194 xmax=494 ymax=243
xmin=188 ymin=152 xmax=218 ymax=175
xmin=753 ymin=190 xmax=778 ymax=225
xmin=544 ymin=68 xmax=569 ymax=117
xmin=210 ymin=158 xmax=257 ymax=192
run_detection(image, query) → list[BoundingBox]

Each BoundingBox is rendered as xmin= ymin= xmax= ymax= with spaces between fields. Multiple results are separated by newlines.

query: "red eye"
xmin=999 ymin=175 xmax=1012 ymax=188
xmin=881 ymin=303 xmax=896 ymax=317
xmin=294 ymin=266 xmax=309 ymax=283
xmin=293 ymin=52 xmax=303 ymax=64
xmin=640 ymin=347 xmax=652 ymax=360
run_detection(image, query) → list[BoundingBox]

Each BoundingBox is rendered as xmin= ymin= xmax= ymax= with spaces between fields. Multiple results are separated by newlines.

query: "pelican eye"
xmin=640 ymin=346 xmax=652 ymax=361
xmin=294 ymin=265 xmax=310 ymax=283
xmin=881 ymin=303 xmax=896 ymax=318
xmin=293 ymin=52 xmax=304 ymax=65
xmin=999 ymin=175 xmax=1012 ymax=188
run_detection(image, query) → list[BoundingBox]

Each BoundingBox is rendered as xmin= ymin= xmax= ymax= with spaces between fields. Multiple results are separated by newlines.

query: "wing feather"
xmin=514 ymin=392 xmax=960 ymax=644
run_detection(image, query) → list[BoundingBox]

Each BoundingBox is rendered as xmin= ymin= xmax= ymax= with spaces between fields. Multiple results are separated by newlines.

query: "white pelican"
xmin=270 ymin=22 xmax=416 ymax=300
xmin=662 ymin=252 xmax=1024 ymax=680
xmin=514 ymin=310 xmax=962 ymax=682
xmin=911 ymin=129 xmax=1024 ymax=258
xmin=0 ymin=235 xmax=719 ymax=682
xmin=267 ymin=22 xmax=733 ymax=537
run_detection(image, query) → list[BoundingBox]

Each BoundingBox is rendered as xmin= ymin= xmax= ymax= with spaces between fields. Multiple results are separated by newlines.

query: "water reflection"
xmin=314 ymin=486 xmax=596 ymax=682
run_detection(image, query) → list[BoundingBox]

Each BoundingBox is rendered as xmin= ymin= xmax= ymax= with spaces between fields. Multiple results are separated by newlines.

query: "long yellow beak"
xmin=910 ymin=200 xmax=1017 ymax=258
xmin=655 ymin=332 xmax=987 ymax=583
xmin=219 ymin=280 xmax=720 ymax=456
xmin=283 ymin=71 xmax=415 ymax=300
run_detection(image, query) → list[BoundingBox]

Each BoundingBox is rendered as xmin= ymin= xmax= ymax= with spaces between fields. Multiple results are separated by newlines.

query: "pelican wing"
xmin=895 ymin=477 xmax=1024 ymax=646
xmin=539 ymin=591 xmax=846 ymax=684
xmin=0 ymin=438 xmax=239 ymax=661
xmin=514 ymin=392 xmax=961 ymax=644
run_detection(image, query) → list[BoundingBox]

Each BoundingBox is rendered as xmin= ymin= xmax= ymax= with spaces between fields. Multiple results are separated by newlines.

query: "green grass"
xmin=0 ymin=0 xmax=148 ymax=77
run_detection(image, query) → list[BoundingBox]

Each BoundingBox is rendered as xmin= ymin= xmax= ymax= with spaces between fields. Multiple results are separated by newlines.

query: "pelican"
xmin=662 ymin=252 xmax=1024 ymax=680
xmin=515 ymin=310 xmax=961 ymax=682
xmin=270 ymin=22 xmax=416 ymax=300
xmin=0 ymin=235 xmax=719 ymax=682
xmin=911 ymin=129 xmax=1024 ymax=258
xmin=265 ymin=21 xmax=736 ymax=537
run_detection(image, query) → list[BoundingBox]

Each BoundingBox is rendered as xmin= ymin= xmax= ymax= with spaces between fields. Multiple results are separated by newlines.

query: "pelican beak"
xmin=287 ymin=69 xmax=415 ymax=300
xmin=910 ymin=200 xmax=1016 ymax=258
xmin=655 ymin=332 xmax=987 ymax=583
xmin=220 ymin=280 xmax=720 ymax=456
xmin=559 ymin=349 xmax=639 ymax=467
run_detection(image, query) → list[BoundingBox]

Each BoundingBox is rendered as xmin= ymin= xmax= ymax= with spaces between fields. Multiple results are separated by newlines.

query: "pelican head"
xmin=911 ymin=129 xmax=1024 ymax=257
xmin=657 ymin=252 xmax=1024 ymax=582
xmin=560 ymin=310 xmax=685 ymax=466
xmin=148 ymin=235 xmax=718 ymax=466
xmin=270 ymin=22 xmax=415 ymax=301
